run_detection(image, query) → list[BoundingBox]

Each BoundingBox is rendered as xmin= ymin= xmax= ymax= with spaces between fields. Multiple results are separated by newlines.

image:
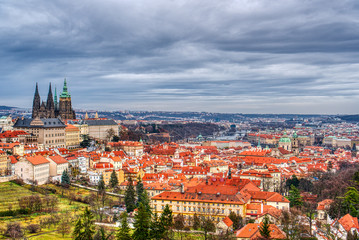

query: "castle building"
xmin=32 ymin=79 xmax=76 ymax=120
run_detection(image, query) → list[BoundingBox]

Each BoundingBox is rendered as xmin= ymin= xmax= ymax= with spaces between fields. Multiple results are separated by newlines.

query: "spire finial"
xmin=34 ymin=82 xmax=39 ymax=97
xmin=60 ymin=78 xmax=71 ymax=98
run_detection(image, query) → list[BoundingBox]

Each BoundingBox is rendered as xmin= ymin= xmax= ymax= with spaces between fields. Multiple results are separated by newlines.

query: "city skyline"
xmin=1 ymin=1 xmax=359 ymax=114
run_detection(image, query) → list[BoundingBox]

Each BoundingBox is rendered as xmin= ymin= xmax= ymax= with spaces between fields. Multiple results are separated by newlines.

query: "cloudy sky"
xmin=1 ymin=0 xmax=359 ymax=114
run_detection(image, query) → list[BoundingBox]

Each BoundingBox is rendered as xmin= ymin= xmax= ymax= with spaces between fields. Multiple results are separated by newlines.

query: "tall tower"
xmin=54 ymin=86 xmax=59 ymax=114
xmin=32 ymin=83 xmax=41 ymax=118
xmin=59 ymin=79 xmax=76 ymax=119
xmin=46 ymin=83 xmax=55 ymax=118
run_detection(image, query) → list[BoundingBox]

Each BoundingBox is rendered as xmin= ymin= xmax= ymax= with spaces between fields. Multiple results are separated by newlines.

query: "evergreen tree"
xmin=288 ymin=185 xmax=303 ymax=207
xmin=94 ymin=227 xmax=113 ymax=240
xmin=73 ymin=207 xmax=95 ymax=240
xmin=286 ymin=175 xmax=299 ymax=188
xmin=160 ymin=204 xmax=173 ymax=238
xmin=125 ymin=177 xmax=136 ymax=213
xmin=117 ymin=212 xmax=132 ymax=240
xmin=139 ymin=190 xmax=151 ymax=214
xmin=259 ymin=215 xmax=271 ymax=239
xmin=343 ymin=187 xmax=359 ymax=217
xmin=110 ymin=170 xmax=119 ymax=189
xmin=133 ymin=203 xmax=151 ymax=240
xmin=136 ymin=177 xmax=144 ymax=207
xmin=80 ymin=135 xmax=91 ymax=148
xmin=61 ymin=170 xmax=70 ymax=186
xmin=149 ymin=213 xmax=164 ymax=240
xmin=98 ymin=174 xmax=106 ymax=193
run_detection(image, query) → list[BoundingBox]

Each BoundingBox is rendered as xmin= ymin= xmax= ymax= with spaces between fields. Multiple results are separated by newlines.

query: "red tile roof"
xmin=235 ymin=223 xmax=286 ymax=239
xmin=26 ymin=155 xmax=50 ymax=165
xmin=338 ymin=214 xmax=359 ymax=232
xmin=49 ymin=155 xmax=68 ymax=164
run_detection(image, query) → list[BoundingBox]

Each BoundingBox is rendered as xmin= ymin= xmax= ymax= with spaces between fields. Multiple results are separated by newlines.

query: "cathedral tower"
xmin=59 ymin=79 xmax=76 ymax=119
xmin=32 ymin=83 xmax=41 ymax=118
xmin=46 ymin=83 xmax=55 ymax=118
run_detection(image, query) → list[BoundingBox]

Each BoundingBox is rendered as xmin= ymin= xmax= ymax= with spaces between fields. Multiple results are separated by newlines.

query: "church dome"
xmin=279 ymin=132 xmax=291 ymax=143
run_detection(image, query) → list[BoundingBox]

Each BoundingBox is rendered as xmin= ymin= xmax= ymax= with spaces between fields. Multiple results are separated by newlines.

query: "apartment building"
xmin=15 ymin=155 xmax=50 ymax=185
xmin=47 ymin=155 xmax=69 ymax=181
xmin=13 ymin=118 xmax=66 ymax=149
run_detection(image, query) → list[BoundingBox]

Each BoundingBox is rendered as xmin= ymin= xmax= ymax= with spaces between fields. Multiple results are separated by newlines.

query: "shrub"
xmin=27 ymin=224 xmax=40 ymax=233
xmin=11 ymin=179 xmax=24 ymax=186
xmin=5 ymin=222 xmax=23 ymax=239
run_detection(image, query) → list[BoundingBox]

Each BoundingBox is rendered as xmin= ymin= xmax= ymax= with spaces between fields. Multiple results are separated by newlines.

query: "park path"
xmin=71 ymin=183 xmax=125 ymax=197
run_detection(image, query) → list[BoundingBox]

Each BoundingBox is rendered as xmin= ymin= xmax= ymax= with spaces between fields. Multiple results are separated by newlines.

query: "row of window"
xmin=46 ymin=139 xmax=64 ymax=144
xmin=158 ymin=200 xmax=226 ymax=207
xmin=156 ymin=205 xmax=241 ymax=216
xmin=45 ymin=133 xmax=65 ymax=137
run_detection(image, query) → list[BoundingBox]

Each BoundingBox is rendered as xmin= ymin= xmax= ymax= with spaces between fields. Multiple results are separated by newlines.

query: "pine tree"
xmin=98 ymin=174 xmax=106 ymax=193
xmin=136 ymin=178 xmax=144 ymax=207
xmin=110 ymin=170 xmax=119 ymax=189
xmin=160 ymin=204 xmax=173 ymax=237
xmin=149 ymin=213 xmax=163 ymax=240
xmin=125 ymin=177 xmax=136 ymax=213
xmin=133 ymin=203 xmax=151 ymax=240
xmin=117 ymin=211 xmax=132 ymax=240
xmin=61 ymin=170 xmax=70 ymax=186
xmin=139 ymin=190 xmax=151 ymax=214
xmin=73 ymin=207 xmax=95 ymax=240
xmin=259 ymin=215 xmax=271 ymax=239
xmin=288 ymin=185 xmax=303 ymax=207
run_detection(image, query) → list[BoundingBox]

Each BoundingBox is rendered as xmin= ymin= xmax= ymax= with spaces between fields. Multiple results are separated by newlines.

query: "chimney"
xmin=261 ymin=202 xmax=263 ymax=213
xmin=180 ymin=183 xmax=184 ymax=194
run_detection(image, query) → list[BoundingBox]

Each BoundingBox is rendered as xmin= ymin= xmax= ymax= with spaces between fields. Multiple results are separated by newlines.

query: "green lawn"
xmin=0 ymin=182 xmax=41 ymax=212
xmin=0 ymin=182 xmax=88 ymax=239
xmin=29 ymin=230 xmax=73 ymax=239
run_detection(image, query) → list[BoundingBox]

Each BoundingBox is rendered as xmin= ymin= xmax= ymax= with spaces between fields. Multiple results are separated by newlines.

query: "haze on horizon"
xmin=1 ymin=0 xmax=359 ymax=115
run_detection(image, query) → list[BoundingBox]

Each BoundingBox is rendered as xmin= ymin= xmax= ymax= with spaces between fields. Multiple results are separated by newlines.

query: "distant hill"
xmin=0 ymin=106 xmax=16 ymax=110
xmin=339 ymin=115 xmax=359 ymax=122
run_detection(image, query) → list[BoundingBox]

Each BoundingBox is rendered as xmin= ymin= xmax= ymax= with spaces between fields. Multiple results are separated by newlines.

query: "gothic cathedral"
xmin=32 ymin=79 xmax=76 ymax=119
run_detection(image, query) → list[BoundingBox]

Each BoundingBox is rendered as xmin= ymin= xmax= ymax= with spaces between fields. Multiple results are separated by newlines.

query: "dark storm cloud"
xmin=1 ymin=0 xmax=359 ymax=113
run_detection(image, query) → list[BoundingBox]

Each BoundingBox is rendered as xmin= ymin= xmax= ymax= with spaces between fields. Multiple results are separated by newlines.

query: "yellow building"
xmin=65 ymin=124 xmax=80 ymax=149
xmin=0 ymin=150 xmax=9 ymax=176
xmin=72 ymin=123 xmax=89 ymax=140
xmin=102 ymin=169 xmax=125 ymax=186
xmin=151 ymin=191 xmax=247 ymax=223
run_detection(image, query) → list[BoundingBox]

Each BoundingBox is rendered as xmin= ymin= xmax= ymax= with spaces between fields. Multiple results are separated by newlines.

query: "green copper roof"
xmin=60 ymin=78 xmax=71 ymax=98
xmin=293 ymin=131 xmax=298 ymax=138
xmin=279 ymin=137 xmax=291 ymax=143
xmin=279 ymin=131 xmax=291 ymax=143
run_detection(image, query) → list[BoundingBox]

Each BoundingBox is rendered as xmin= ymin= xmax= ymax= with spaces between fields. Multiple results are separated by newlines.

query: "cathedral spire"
xmin=46 ymin=83 xmax=55 ymax=117
xmin=32 ymin=83 xmax=41 ymax=118
xmin=34 ymin=82 xmax=39 ymax=98
xmin=60 ymin=78 xmax=71 ymax=98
